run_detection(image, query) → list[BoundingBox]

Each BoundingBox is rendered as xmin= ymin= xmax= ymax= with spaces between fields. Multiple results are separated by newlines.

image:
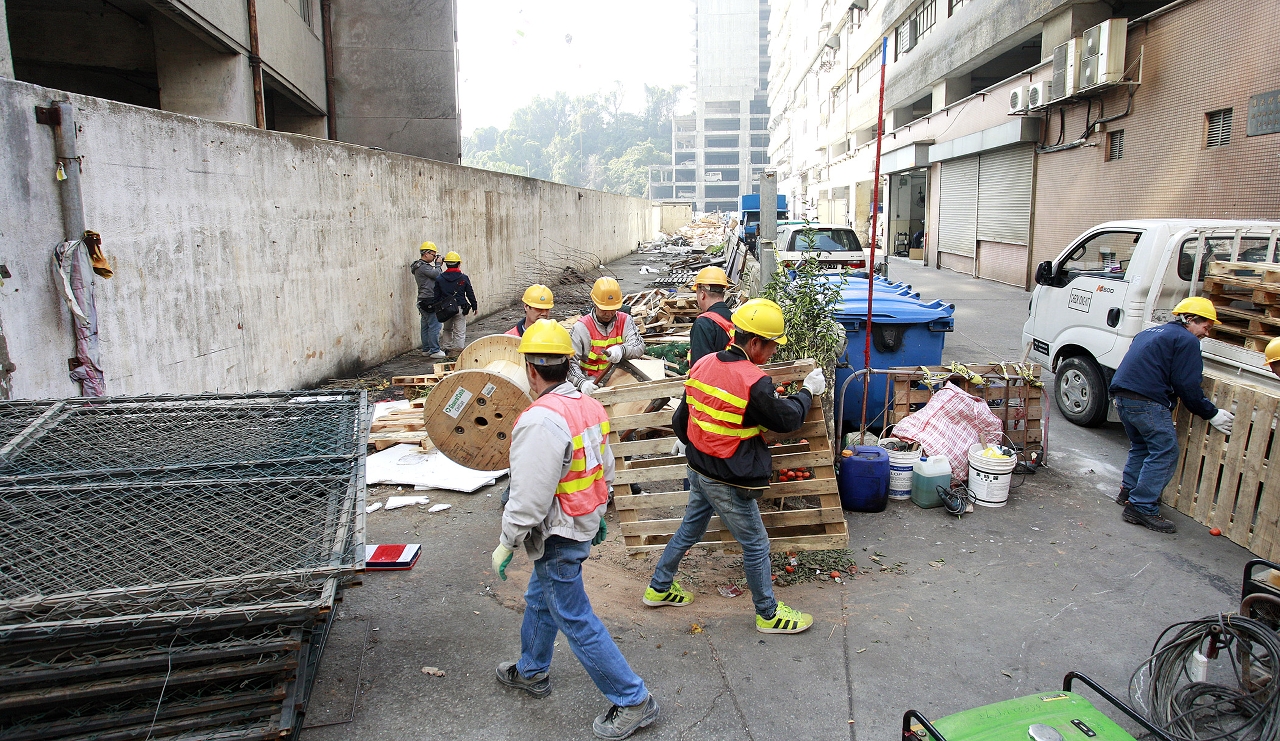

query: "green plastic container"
xmin=911 ymin=454 xmax=949 ymax=509
xmin=914 ymin=691 xmax=1138 ymax=741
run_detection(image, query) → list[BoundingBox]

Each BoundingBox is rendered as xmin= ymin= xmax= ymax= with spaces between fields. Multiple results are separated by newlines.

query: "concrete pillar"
xmin=760 ymin=170 xmax=778 ymax=242
xmin=931 ymin=74 xmax=970 ymax=111
xmin=152 ymin=15 xmax=255 ymax=125
xmin=0 ymin=0 xmax=13 ymax=79
xmin=885 ymin=106 xmax=915 ymax=132
xmin=1041 ymin=3 xmax=1112 ymax=61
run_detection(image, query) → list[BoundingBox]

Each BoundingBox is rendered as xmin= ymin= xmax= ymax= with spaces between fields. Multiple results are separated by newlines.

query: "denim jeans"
xmin=516 ymin=535 xmax=648 ymax=707
xmin=1115 ymin=397 xmax=1179 ymax=516
xmin=418 ymin=306 xmax=441 ymax=354
xmin=649 ymin=467 xmax=777 ymax=619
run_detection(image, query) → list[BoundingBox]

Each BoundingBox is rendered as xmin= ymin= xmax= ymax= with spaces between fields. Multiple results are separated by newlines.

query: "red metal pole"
xmin=860 ymin=37 xmax=888 ymax=436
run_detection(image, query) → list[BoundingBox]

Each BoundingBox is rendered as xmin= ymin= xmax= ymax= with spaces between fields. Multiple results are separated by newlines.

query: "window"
xmin=1107 ymin=130 xmax=1124 ymax=161
xmin=705 ymin=118 xmax=741 ymax=131
xmin=1061 ymin=231 xmax=1142 ymax=279
xmin=788 ymin=228 xmax=862 ymax=252
xmin=705 ymin=168 xmax=740 ymax=182
xmin=750 ymin=133 xmax=769 ymax=147
xmin=1207 ymin=108 xmax=1233 ymax=148
xmin=750 ymin=117 xmax=768 ymax=131
xmin=948 ymin=0 xmax=967 ymax=15
xmin=298 ymin=0 xmax=312 ymax=25
xmin=705 ymin=201 xmax=738 ymax=212
xmin=751 ymin=150 xmax=770 ymax=164
xmin=705 ymin=185 xmax=741 ymax=198
xmin=675 ymin=169 xmax=696 ymax=182
xmin=894 ymin=1 xmax=935 ymax=60
xmin=706 ymin=101 xmax=740 ymax=115
xmin=705 ymin=152 xmax=739 ymax=165
xmin=750 ymin=98 xmax=770 ymax=114
xmin=1177 ymin=236 xmax=1276 ymax=281
xmin=705 ymin=135 xmax=740 ymax=149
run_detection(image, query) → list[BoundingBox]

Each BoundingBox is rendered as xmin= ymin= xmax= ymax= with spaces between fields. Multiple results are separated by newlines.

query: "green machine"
xmin=902 ymin=673 xmax=1176 ymax=741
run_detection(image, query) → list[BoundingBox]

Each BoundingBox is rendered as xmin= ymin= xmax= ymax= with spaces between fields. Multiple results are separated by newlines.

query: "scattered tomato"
xmin=785 ymin=565 xmax=796 ymax=574
xmin=1210 ymin=527 xmax=1222 ymax=536
xmin=776 ymin=386 xmax=786 ymax=394
xmin=771 ymin=573 xmax=777 ymax=581
xmin=830 ymin=571 xmax=841 ymax=579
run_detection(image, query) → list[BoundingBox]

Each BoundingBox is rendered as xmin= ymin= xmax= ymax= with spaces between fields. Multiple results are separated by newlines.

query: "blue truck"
xmin=737 ymin=194 xmax=789 ymax=253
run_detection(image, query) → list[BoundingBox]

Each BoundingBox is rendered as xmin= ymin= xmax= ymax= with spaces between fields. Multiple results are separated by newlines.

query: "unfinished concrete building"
xmin=1 ymin=0 xmax=462 ymax=162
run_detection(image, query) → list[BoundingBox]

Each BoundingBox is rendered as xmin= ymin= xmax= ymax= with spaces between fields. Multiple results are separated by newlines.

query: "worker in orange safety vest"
xmin=687 ymin=266 xmax=734 ymax=365
xmin=568 ymin=277 xmax=645 ymax=395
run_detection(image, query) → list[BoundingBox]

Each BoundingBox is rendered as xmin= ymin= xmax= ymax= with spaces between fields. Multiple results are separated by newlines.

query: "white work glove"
xmin=580 ymin=380 xmax=600 ymax=396
xmin=1210 ymin=409 xmax=1234 ymax=435
xmin=606 ymin=346 xmax=625 ymax=364
xmin=491 ymin=543 xmax=513 ymax=581
xmin=671 ymin=440 xmax=686 ymax=456
xmin=802 ymin=368 xmax=827 ymax=397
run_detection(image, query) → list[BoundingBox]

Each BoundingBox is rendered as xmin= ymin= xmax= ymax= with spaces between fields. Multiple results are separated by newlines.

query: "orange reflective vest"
xmin=504 ymin=321 xmax=524 ymax=337
xmin=577 ymin=315 xmax=626 ymax=380
xmin=520 ymin=391 xmax=612 ymax=516
xmin=684 ymin=354 xmax=768 ymax=459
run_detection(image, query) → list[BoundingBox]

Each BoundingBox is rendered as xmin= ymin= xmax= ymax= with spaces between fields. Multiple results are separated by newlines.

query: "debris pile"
xmin=644 ymin=214 xmax=736 ymax=254
xmin=0 ymin=392 xmax=368 ymax=741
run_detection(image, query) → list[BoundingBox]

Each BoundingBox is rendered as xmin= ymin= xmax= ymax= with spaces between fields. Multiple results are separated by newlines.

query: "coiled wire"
xmin=1129 ymin=614 xmax=1280 ymax=741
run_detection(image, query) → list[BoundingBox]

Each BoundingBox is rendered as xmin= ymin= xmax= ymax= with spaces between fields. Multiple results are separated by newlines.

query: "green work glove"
xmin=491 ymin=543 xmax=513 ymax=581
xmin=592 ymin=517 xmax=607 ymax=546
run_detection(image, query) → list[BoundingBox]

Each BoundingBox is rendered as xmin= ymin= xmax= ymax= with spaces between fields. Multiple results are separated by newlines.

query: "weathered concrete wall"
xmin=0 ymin=77 xmax=647 ymax=399
xmin=0 ymin=0 xmax=13 ymax=79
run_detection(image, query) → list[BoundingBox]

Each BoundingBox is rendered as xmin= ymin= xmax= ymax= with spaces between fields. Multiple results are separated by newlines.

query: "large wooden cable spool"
xmin=422 ymin=335 xmax=532 ymax=471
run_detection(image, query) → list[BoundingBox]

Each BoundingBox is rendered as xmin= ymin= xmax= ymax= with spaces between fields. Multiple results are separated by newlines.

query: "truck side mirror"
xmin=1034 ymin=261 xmax=1055 ymax=286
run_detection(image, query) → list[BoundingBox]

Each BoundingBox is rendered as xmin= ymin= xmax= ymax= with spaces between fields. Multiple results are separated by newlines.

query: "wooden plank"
xmin=594 ymin=378 xmax=688 ymax=406
xmin=624 ymin=532 xmax=849 ymax=554
xmin=611 ymin=437 xmax=685 ymax=457
xmin=614 ymin=477 xmax=839 ymax=510
xmin=1209 ymin=386 xmax=1253 ymax=533
xmin=620 ymin=507 xmax=844 ymax=537
xmin=1192 ymin=379 xmax=1228 ymax=523
xmin=1226 ymin=392 xmax=1277 ymax=544
xmin=610 ymin=409 xmax=676 ymax=430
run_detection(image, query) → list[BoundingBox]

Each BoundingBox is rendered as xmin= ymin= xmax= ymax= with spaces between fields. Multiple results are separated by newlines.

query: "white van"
xmin=1022 ymin=219 xmax=1280 ymax=426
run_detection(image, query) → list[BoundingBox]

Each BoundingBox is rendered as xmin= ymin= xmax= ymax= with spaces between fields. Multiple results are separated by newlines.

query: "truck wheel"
xmin=1055 ymin=356 xmax=1109 ymax=427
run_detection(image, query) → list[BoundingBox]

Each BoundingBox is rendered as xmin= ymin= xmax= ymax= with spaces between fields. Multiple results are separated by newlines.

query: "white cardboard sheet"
xmin=366 ymin=444 xmax=505 ymax=493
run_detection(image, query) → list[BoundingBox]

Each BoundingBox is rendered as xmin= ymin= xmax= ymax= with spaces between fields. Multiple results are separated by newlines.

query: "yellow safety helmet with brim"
xmin=420 ymin=240 xmax=437 ymax=254
xmin=1265 ymin=337 xmax=1280 ymax=365
xmin=732 ymin=298 xmax=788 ymax=346
xmin=1172 ymin=296 xmax=1218 ymax=324
xmin=522 ymin=284 xmax=555 ymax=310
xmin=590 ymin=277 xmax=624 ymax=311
xmin=518 ymin=319 xmax=574 ymax=361
xmin=444 ymin=251 xmax=462 ymax=264
xmin=692 ymin=266 xmax=730 ymax=289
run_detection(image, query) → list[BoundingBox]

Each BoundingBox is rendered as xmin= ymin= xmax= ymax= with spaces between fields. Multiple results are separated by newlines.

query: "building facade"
xmin=767 ymin=0 xmax=1279 ymax=288
xmin=1 ymin=0 xmax=462 ymax=163
xmin=649 ymin=0 xmax=772 ymax=213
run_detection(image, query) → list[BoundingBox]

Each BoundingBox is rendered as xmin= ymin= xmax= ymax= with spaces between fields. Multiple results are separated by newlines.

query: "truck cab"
xmin=738 ymin=194 xmax=789 ymax=253
xmin=1023 ymin=220 xmax=1280 ymax=426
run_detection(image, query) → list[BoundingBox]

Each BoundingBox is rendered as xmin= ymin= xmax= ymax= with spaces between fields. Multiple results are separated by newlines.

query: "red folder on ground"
xmin=364 ymin=544 xmax=421 ymax=570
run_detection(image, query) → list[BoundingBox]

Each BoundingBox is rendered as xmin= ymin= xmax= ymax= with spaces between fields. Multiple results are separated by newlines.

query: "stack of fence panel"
xmin=0 ymin=391 xmax=368 ymax=741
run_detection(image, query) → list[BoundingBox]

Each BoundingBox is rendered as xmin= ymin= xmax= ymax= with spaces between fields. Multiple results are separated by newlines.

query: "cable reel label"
xmin=481 ymin=382 xmax=497 ymax=397
xmin=443 ymin=387 xmax=473 ymax=418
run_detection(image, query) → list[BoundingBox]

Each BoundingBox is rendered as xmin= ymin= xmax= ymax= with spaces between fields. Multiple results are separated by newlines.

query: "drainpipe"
xmin=321 ymin=0 xmax=337 ymax=139
xmin=247 ymin=0 xmax=266 ymax=128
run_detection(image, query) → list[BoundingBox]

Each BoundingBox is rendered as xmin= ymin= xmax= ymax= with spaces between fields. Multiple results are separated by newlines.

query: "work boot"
xmin=1115 ymin=486 xmax=1129 ymax=506
xmin=495 ymin=661 xmax=551 ymax=697
xmin=593 ymin=694 xmax=660 ymax=740
xmin=1122 ymin=505 xmax=1177 ymax=534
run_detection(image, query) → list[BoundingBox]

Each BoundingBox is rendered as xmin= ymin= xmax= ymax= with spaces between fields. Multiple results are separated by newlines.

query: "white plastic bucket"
xmin=967 ymin=443 xmax=1017 ymax=507
xmin=880 ymin=437 xmax=918 ymax=500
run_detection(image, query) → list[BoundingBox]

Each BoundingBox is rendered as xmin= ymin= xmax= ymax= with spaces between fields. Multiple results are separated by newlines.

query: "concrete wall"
xmin=0 ymin=77 xmax=647 ymax=399
xmin=0 ymin=0 xmax=12 ymax=79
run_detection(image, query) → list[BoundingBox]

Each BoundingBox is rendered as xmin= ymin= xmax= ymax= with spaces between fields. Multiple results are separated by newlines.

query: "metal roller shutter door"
xmin=938 ymin=157 xmax=978 ymax=257
xmin=976 ymin=145 xmax=1033 ymax=245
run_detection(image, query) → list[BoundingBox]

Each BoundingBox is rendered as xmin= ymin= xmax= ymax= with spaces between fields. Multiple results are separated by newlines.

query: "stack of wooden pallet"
xmin=368 ymin=398 xmax=435 ymax=451
xmin=1202 ymin=262 xmax=1280 ymax=351
xmin=391 ymin=362 xmax=456 ymax=397
xmin=592 ymin=359 xmax=848 ymax=556
xmin=885 ymin=363 xmax=1045 ymax=456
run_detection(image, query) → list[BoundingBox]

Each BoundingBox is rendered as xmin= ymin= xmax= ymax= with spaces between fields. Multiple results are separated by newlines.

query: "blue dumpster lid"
xmin=827 ymin=275 xmax=955 ymax=325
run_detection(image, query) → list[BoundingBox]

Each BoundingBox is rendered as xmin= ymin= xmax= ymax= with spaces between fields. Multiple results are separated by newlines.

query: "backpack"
xmin=434 ymin=275 xmax=460 ymax=322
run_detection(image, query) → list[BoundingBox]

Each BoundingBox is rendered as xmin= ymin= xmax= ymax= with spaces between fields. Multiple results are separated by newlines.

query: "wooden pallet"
xmin=368 ymin=403 xmax=435 ymax=451
xmin=1203 ymin=263 xmax=1280 ymax=351
xmin=1163 ymin=372 xmax=1280 ymax=559
xmin=885 ymin=364 xmax=1045 ymax=455
xmin=594 ymin=359 xmax=849 ymax=556
xmin=391 ymin=362 xmax=456 ymax=387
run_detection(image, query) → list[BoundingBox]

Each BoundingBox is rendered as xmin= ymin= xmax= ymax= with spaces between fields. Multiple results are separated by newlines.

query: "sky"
xmin=456 ymin=0 xmax=696 ymax=136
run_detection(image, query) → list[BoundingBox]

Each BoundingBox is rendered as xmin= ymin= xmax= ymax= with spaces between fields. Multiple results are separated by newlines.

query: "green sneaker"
xmin=756 ymin=601 xmax=813 ymax=634
xmin=642 ymin=581 xmax=693 ymax=607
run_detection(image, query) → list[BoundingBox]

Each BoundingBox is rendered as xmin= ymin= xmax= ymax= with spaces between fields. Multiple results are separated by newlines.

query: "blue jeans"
xmin=1115 ymin=397 xmax=1179 ymax=516
xmin=649 ymin=467 xmax=777 ymax=619
xmin=516 ymin=536 xmax=648 ymax=707
xmin=419 ymin=306 xmax=441 ymax=354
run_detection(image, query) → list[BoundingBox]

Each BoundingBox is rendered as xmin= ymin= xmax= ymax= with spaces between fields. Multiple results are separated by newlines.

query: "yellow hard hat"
xmin=419 ymin=241 xmax=437 ymax=254
xmin=522 ymin=284 xmax=555 ymax=309
xmin=444 ymin=251 xmax=462 ymax=264
xmin=518 ymin=318 xmax=574 ymax=357
xmin=1172 ymin=296 xmax=1218 ymax=323
xmin=1266 ymin=337 xmax=1280 ymax=365
xmin=590 ymin=277 xmax=624 ymax=311
xmin=693 ymin=266 xmax=730 ymax=288
xmin=732 ymin=298 xmax=788 ymax=345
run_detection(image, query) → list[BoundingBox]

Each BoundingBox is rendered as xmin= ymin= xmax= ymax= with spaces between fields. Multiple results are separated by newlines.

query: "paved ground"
xmin=301 ymin=254 xmax=1255 ymax=741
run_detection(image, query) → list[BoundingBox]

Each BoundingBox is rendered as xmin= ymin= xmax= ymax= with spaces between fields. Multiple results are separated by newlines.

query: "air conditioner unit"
xmin=1008 ymin=85 xmax=1028 ymax=114
xmin=1027 ymin=81 xmax=1049 ymax=109
xmin=1050 ymin=37 xmax=1081 ymax=102
xmin=1079 ymin=18 xmax=1127 ymax=89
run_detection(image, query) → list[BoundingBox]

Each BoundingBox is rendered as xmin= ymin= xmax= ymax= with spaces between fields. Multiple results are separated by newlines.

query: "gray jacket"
xmin=567 ymin=312 xmax=646 ymax=388
xmin=500 ymin=382 xmax=614 ymax=560
xmin=411 ymin=258 xmax=441 ymax=302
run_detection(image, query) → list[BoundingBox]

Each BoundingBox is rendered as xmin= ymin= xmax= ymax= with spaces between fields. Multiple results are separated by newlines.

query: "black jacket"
xmin=689 ymin=301 xmax=733 ymax=365
xmin=433 ymin=269 xmax=479 ymax=315
xmin=673 ymin=346 xmax=812 ymax=490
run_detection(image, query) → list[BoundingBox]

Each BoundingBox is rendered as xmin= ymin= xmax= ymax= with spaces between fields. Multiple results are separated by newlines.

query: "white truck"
xmin=1023 ymin=219 xmax=1280 ymax=426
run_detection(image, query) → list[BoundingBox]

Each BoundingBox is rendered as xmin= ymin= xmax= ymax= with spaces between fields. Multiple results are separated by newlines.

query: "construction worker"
xmin=412 ymin=241 xmax=445 ymax=358
xmin=642 ymin=298 xmax=826 ymax=634
xmin=1110 ymin=296 xmax=1233 ymax=533
xmin=1265 ymin=338 xmax=1280 ymax=378
xmin=432 ymin=251 xmax=478 ymax=354
xmin=688 ymin=266 xmax=734 ymax=364
xmin=569 ymin=277 xmax=644 ymax=395
xmin=506 ymin=284 xmax=555 ymax=337
xmin=492 ymin=319 xmax=660 ymax=740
